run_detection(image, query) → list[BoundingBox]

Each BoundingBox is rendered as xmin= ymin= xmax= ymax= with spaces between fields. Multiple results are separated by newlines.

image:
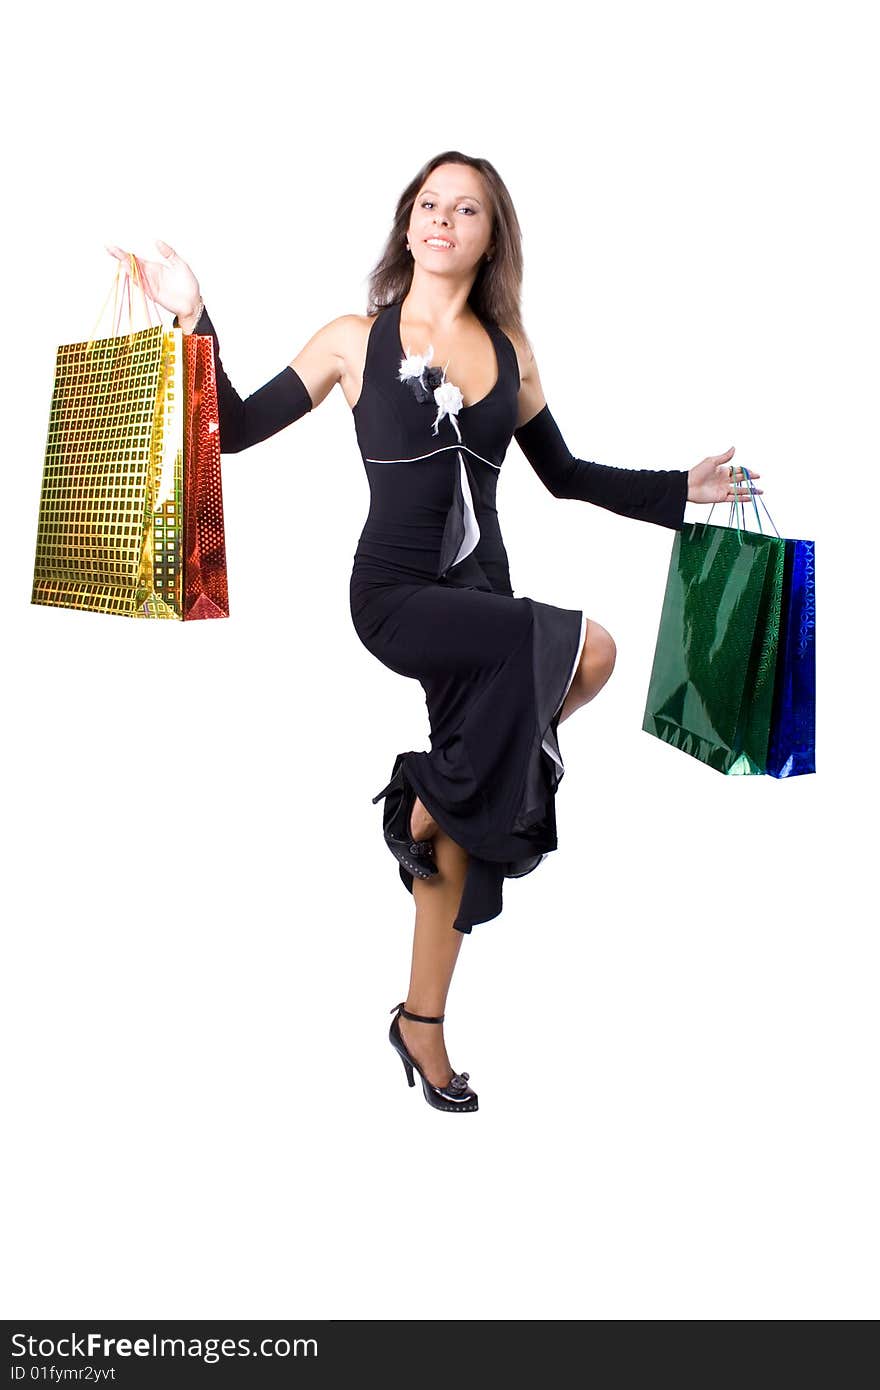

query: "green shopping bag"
xmin=642 ymin=478 xmax=786 ymax=775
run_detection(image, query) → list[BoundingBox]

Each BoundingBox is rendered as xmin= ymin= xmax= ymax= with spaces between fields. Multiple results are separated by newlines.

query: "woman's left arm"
xmin=511 ymin=335 xmax=759 ymax=530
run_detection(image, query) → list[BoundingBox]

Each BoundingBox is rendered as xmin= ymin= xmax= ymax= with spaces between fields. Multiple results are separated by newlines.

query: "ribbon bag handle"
xmin=86 ymin=252 xmax=161 ymax=352
xmin=704 ymin=465 xmax=782 ymax=547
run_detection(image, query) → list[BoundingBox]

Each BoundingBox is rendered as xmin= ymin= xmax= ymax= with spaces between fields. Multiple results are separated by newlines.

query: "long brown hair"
xmin=365 ymin=151 xmax=530 ymax=351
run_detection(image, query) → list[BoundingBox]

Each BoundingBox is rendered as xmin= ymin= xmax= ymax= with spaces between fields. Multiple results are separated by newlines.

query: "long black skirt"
xmin=350 ymin=570 xmax=588 ymax=933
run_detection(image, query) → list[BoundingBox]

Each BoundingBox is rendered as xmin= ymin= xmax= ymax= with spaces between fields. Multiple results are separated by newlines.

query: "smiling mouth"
xmin=424 ymin=237 xmax=454 ymax=249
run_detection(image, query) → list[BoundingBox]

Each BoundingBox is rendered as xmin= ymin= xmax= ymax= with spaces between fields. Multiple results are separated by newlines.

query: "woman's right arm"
xmin=173 ymin=300 xmax=315 ymax=454
xmin=105 ymin=241 xmax=346 ymax=455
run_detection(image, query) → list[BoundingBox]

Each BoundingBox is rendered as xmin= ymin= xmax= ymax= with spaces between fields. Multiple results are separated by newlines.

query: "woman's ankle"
xmin=404 ymin=1003 xmax=446 ymax=1022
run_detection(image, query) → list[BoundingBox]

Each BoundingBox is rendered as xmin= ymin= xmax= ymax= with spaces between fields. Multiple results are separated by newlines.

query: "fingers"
xmin=705 ymin=446 xmax=736 ymax=466
xmin=105 ymin=244 xmax=139 ymax=276
xmin=106 ymin=240 xmax=176 ymax=267
xmin=717 ymin=462 xmax=759 ymax=479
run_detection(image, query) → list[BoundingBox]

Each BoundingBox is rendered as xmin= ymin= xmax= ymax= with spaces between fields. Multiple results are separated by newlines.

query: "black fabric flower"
xmin=398 ymin=345 xmax=465 ymax=440
xmin=403 ymin=364 xmax=444 ymax=405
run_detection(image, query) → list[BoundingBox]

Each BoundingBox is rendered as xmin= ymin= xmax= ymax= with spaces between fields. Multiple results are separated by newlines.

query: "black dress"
xmin=175 ymin=298 xmax=689 ymax=935
xmin=351 ymin=298 xmax=590 ymax=933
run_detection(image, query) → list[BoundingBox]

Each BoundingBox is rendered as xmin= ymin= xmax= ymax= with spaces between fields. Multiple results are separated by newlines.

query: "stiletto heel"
xmin=372 ymin=752 xmax=439 ymax=881
xmin=388 ymin=1000 xmax=479 ymax=1112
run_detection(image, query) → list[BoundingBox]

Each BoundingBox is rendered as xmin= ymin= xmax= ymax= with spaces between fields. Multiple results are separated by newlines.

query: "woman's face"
xmin=407 ymin=163 xmax=493 ymax=276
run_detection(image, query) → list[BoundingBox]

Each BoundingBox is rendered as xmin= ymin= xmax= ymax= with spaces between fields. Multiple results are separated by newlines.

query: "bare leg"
xmin=410 ymin=796 xmax=439 ymax=841
xmin=558 ymin=617 xmax=617 ymax=724
xmin=397 ymin=617 xmax=614 ymax=1084
xmin=397 ymin=825 xmax=468 ymax=1088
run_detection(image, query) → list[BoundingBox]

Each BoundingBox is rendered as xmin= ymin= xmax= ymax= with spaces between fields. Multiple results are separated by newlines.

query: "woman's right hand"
xmin=105 ymin=240 xmax=201 ymax=319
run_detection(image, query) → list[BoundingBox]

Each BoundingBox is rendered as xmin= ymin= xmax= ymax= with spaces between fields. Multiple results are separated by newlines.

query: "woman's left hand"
xmin=687 ymin=446 xmax=761 ymax=504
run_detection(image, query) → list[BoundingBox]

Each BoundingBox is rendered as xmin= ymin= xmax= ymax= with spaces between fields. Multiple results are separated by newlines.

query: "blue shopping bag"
xmin=765 ymin=534 xmax=816 ymax=777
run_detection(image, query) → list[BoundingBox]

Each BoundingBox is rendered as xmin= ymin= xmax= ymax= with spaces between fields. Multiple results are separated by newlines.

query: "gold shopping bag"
xmin=31 ymin=254 xmax=229 ymax=620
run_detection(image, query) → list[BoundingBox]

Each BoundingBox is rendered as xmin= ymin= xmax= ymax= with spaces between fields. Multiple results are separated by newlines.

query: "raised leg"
xmin=558 ymin=617 xmax=617 ymax=723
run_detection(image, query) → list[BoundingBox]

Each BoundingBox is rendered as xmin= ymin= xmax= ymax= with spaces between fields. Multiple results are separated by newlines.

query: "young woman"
xmin=107 ymin=149 xmax=758 ymax=1115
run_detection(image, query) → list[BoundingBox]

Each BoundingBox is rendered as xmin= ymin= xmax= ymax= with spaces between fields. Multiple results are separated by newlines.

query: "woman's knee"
xmin=578 ymin=617 xmax=617 ymax=692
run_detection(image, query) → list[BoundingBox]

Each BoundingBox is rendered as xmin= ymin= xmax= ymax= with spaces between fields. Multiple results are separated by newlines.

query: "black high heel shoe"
xmin=389 ymin=1001 xmax=479 ymax=1112
xmin=371 ymin=752 xmax=439 ymax=881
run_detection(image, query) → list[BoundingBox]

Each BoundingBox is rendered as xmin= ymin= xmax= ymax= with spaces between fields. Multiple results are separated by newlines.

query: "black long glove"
xmin=173 ymin=303 xmax=313 ymax=454
xmin=513 ymin=404 xmax=688 ymax=531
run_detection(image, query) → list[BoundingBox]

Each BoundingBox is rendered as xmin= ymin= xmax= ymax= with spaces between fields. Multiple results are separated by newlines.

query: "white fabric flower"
xmin=398 ymin=342 xmax=464 ymax=441
xmin=398 ymin=344 xmax=435 ymax=383
xmin=432 ymin=379 xmax=464 ymax=442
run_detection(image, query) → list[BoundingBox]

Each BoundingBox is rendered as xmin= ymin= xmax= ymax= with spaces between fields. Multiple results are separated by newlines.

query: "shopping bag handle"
xmin=704 ymin=466 xmax=781 ymax=544
xmin=85 ymin=252 xmax=161 ymax=352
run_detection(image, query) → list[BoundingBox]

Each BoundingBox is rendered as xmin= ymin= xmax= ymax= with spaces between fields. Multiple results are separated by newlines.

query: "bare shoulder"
xmin=502 ymin=324 xmax=537 ymax=388
xmin=292 ymin=312 xmax=374 ymax=359
xmin=323 ymin=311 xmax=382 ymax=373
xmin=332 ymin=311 xmax=379 ymax=344
xmin=287 ymin=311 xmax=379 ymax=410
xmin=502 ymin=322 xmax=547 ymax=428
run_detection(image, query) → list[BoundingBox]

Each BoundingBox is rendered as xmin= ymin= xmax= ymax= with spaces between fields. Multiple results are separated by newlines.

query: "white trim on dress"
xmin=542 ymin=610 xmax=589 ymax=773
xmin=364 ymin=443 xmax=502 ymax=471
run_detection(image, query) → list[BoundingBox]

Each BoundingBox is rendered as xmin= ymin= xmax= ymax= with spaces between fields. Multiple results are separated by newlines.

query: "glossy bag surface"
xmin=642 ymin=521 xmax=787 ymax=775
xmin=31 ymin=317 xmax=228 ymax=620
xmin=181 ymin=329 xmax=229 ymax=619
xmin=764 ymin=538 xmax=816 ymax=777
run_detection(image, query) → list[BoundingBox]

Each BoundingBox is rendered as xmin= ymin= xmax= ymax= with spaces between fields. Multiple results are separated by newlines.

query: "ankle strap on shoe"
xmin=391 ymin=1000 xmax=445 ymax=1024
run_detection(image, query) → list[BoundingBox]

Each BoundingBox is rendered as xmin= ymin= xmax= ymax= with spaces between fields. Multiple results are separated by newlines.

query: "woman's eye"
xmin=420 ymin=200 xmax=476 ymax=215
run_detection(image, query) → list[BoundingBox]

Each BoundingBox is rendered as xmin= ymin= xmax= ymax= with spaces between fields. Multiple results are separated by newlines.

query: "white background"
xmin=3 ymin=0 xmax=875 ymax=1321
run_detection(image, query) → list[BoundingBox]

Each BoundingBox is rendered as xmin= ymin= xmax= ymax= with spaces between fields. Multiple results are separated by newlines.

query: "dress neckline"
xmin=394 ymin=299 xmax=503 ymax=414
